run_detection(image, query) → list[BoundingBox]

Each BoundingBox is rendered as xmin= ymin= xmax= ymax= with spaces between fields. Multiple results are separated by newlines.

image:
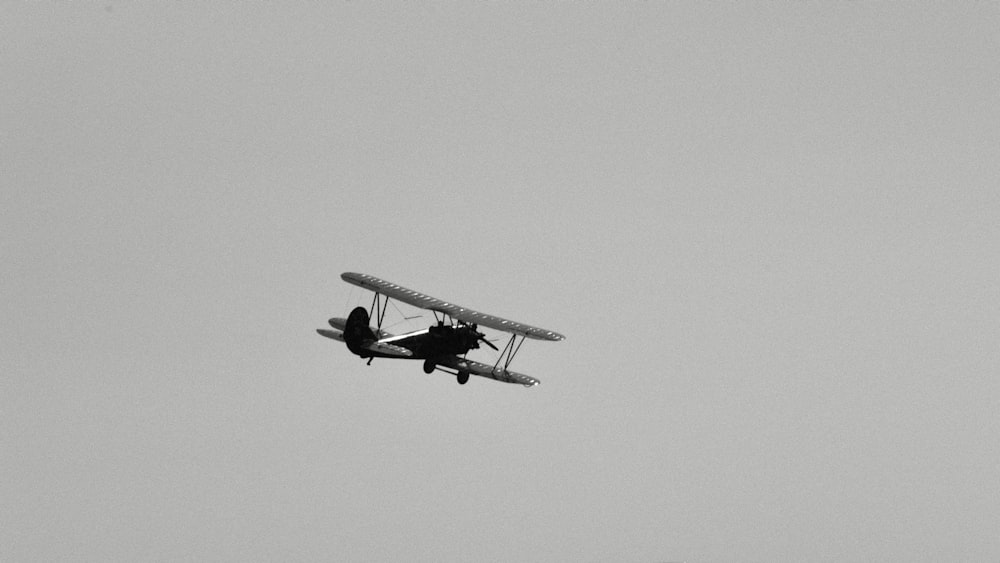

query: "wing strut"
xmin=492 ymin=333 xmax=526 ymax=373
xmin=369 ymin=292 xmax=390 ymax=334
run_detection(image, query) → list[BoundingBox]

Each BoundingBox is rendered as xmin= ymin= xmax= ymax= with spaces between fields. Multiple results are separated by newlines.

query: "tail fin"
xmin=343 ymin=306 xmax=376 ymax=356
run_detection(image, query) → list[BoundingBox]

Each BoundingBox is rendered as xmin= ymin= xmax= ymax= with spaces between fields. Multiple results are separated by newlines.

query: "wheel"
xmin=457 ymin=371 xmax=469 ymax=385
xmin=423 ymin=360 xmax=435 ymax=374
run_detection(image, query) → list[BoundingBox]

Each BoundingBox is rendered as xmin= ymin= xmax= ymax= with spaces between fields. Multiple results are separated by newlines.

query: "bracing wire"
xmin=382 ymin=299 xmax=424 ymax=333
xmin=342 ymin=285 xmax=356 ymax=315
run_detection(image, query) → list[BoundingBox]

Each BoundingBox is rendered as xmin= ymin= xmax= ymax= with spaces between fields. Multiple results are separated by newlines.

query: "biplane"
xmin=317 ymin=272 xmax=564 ymax=387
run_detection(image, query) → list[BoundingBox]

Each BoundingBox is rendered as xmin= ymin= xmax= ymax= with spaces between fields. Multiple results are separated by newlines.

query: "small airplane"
xmin=317 ymin=272 xmax=564 ymax=387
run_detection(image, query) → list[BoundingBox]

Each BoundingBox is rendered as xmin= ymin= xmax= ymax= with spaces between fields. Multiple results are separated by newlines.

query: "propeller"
xmin=477 ymin=330 xmax=499 ymax=351
xmin=461 ymin=321 xmax=499 ymax=351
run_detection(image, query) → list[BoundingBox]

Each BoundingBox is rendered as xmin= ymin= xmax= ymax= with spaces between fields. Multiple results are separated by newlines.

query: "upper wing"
xmin=436 ymin=356 xmax=541 ymax=387
xmin=341 ymin=272 xmax=565 ymax=341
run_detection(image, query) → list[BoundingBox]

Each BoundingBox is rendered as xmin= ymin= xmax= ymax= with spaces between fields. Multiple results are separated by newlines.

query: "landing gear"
xmin=457 ymin=371 xmax=469 ymax=385
xmin=423 ymin=360 xmax=435 ymax=374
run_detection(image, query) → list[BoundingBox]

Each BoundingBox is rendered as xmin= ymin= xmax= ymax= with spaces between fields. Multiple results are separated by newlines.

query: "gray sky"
xmin=3 ymin=3 xmax=999 ymax=561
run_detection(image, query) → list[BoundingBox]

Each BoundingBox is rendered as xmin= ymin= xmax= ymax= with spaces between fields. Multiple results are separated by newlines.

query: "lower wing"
xmin=436 ymin=356 xmax=540 ymax=387
xmin=316 ymin=328 xmax=412 ymax=358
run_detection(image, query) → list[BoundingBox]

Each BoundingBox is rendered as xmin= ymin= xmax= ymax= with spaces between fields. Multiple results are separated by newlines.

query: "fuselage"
xmin=375 ymin=325 xmax=480 ymax=359
xmin=340 ymin=306 xmax=482 ymax=360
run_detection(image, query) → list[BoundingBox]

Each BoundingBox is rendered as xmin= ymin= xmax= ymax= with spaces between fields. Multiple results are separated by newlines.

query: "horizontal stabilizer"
xmin=329 ymin=317 xmax=393 ymax=339
xmin=316 ymin=328 xmax=345 ymax=342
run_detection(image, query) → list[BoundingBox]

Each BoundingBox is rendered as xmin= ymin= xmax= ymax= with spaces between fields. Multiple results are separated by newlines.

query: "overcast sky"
xmin=3 ymin=3 xmax=999 ymax=562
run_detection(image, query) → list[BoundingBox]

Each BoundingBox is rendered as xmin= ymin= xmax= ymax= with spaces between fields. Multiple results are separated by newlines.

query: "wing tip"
xmin=341 ymin=271 xmax=367 ymax=283
xmin=524 ymin=331 xmax=566 ymax=342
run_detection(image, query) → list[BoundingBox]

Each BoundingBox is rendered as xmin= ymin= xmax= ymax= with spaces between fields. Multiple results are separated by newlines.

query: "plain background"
xmin=3 ymin=3 xmax=999 ymax=561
